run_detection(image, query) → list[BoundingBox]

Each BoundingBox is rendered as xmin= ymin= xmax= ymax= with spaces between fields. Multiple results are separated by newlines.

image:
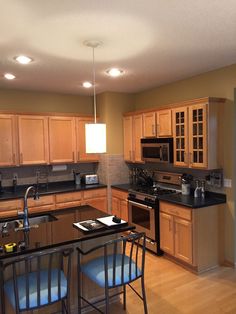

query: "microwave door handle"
xmin=160 ymin=146 xmax=163 ymax=161
xmin=129 ymin=200 xmax=153 ymax=210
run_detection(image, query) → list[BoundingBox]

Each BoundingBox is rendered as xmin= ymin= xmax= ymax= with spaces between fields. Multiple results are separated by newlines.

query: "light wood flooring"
xmin=88 ymin=250 xmax=236 ymax=314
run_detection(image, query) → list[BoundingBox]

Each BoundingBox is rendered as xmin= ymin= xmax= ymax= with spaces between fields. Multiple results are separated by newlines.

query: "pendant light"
xmin=84 ymin=40 xmax=106 ymax=154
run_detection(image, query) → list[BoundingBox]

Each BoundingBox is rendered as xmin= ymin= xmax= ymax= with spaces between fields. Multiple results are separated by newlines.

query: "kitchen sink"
xmin=0 ymin=214 xmax=57 ymax=233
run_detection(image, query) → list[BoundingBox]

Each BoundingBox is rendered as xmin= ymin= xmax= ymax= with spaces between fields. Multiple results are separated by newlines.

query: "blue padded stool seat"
xmin=4 ymin=268 xmax=67 ymax=311
xmin=81 ymin=254 xmax=141 ymax=288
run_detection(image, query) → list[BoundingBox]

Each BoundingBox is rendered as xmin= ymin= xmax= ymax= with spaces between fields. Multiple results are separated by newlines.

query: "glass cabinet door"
xmin=173 ymin=107 xmax=189 ymax=167
xmin=188 ymin=104 xmax=207 ymax=168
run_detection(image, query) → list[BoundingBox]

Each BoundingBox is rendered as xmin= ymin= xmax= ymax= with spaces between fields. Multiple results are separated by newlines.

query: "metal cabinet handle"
xmin=189 ymin=152 xmax=193 ymax=164
xmin=156 ymin=124 xmax=160 ymax=136
xmin=129 ymin=150 xmax=132 ymax=160
xmin=77 ymin=152 xmax=80 ymax=160
xmin=20 ymin=153 xmax=23 ymax=164
xmin=152 ymin=124 xmax=155 ymax=135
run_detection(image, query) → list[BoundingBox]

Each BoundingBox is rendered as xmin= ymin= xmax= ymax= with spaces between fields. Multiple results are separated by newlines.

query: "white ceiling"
xmin=0 ymin=0 xmax=236 ymax=96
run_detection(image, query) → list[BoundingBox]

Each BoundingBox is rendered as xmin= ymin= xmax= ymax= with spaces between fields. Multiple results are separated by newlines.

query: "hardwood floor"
xmin=88 ymin=250 xmax=236 ymax=314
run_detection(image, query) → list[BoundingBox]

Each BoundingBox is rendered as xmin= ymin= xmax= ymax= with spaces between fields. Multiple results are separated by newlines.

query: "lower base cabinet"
xmin=160 ymin=200 xmax=219 ymax=273
xmin=111 ymin=189 xmax=128 ymax=222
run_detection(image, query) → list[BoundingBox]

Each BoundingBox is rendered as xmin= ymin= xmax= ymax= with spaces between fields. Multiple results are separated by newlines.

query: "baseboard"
xmin=222 ymin=260 xmax=236 ymax=268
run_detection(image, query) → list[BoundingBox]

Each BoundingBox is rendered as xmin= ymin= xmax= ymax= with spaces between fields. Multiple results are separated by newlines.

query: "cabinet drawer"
xmin=55 ymin=191 xmax=82 ymax=203
xmin=160 ymin=201 xmax=192 ymax=221
xmin=111 ymin=189 xmax=128 ymax=200
xmin=0 ymin=199 xmax=23 ymax=218
xmin=28 ymin=195 xmax=55 ymax=207
xmin=83 ymin=188 xmax=107 ymax=199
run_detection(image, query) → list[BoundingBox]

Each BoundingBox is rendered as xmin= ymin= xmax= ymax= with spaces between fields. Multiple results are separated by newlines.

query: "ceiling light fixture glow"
xmin=4 ymin=73 xmax=16 ymax=80
xmin=83 ymin=81 xmax=92 ymax=88
xmin=106 ymin=68 xmax=124 ymax=77
xmin=84 ymin=40 xmax=106 ymax=154
xmin=15 ymin=55 xmax=33 ymax=64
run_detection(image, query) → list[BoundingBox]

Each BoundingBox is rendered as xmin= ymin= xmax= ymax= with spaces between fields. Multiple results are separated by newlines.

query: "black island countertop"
xmin=0 ymin=181 xmax=107 ymax=201
xmin=0 ymin=205 xmax=134 ymax=260
xmin=111 ymin=184 xmax=226 ymax=208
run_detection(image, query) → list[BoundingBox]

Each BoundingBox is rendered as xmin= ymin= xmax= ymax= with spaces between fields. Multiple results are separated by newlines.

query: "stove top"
xmin=132 ymin=186 xmax=177 ymax=196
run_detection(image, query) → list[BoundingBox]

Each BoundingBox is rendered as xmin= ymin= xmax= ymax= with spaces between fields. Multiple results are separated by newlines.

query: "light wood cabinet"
xmin=156 ymin=109 xmax=172 ymax=137
xmin=0 ymin=199 xmax=23 ymax=218
xmin=28 ymin=195 xmax=55 ymax=213
xmin=48 ymin=116 xmax=76 ymax=163
xmin=18 ymin=115 xmax=49 ymax=165
xmin=173 ymin=100 xmax=220 ymax=169
xmin=0 ymin=114 xmax=18 ymax=166
xmin=111 ymin=188 xmax=128 ymax=221
xmin=55 ymin=191 xmax=82 ymax=209
xmin=83 ymin=188 xmax=107 ymax=213
xmin=160 ymin=201 xmax=193 ymax=264
xmin=143 ymin=112 xmax=156 ymax=137
xmin=76 ymin=117 xmax=99 ymax=162
xmin=123 ymin=114 xmax=143 ymax=163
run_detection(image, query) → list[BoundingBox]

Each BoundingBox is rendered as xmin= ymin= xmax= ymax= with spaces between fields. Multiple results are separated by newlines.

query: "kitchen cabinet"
xmin=160 ymin=200 xmax=220 ymax=273
xmin=18 ymin=115 xmax=49 ymax=165
xmin=160 ymin=201 xmax=193 ymax=264
xmin=55 ymin=191 xmax=82 ymax=209
xmin=48 ymin=116 xmax=76 ymax=163
xmin=76 ymin=117 xmax=99 ymax=162
xmin=83 ymin=188 xmax=107 ymax=213
xmin=173 ymin=99 xmax=221 ymax=169
xmin=123 ymin=114 xmax=143 ymax=163
xmin=0 ymin=114 xmax=18 ymax=166
xmin=28 ymin=195 xmax=55 ymax=213
xmin=111 ymin=188 xmax=128 ymax=221
xmin=143 ymin=112 xmax=156 ymax=137
xmin=156 ymin=109 xmax=172 ymax=137
xmin=0 ymin=199 xmax=23 ymax=218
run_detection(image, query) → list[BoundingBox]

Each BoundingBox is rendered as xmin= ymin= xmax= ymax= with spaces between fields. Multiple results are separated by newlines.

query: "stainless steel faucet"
xmin=20 ymin=186 xmax=39 ymax=230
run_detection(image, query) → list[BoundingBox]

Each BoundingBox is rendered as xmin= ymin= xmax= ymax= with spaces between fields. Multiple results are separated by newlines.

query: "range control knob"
xmin=144 ymin=197 xmax=154 ymax=203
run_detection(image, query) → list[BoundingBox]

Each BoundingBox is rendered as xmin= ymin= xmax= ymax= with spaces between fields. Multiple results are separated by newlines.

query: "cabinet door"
xmin=160 ymin=212 xmax=174 ymax=255
xmin=0 ymin=199 xmax=23 ymax=218
xmin=49 ymin=116 xmax=76 ymax=163
xmin=86 ymin=197 xmax=107 ymax=213
xmin=123 ymin=116 xmax=133 ymax=161
xmin=18 ymin=115 xmax=49 ymax=165
xmin=133 ymin=114 xmax=143 ymax=162
xmin=188 ymin=104 xmax=207 ymax=168
xmin=172 ymin=107 xmax=189 ymax=167
xmin=143 ymin=112 xmax=156 ymax=137
xmin=120 ymin=199 xmax=128 ymax=222
xmin=0 ymin=114 xmax=18 ymax=166
xmin=156 ymin=109 xmax=172 ymax=137
xmin=76 ymin=117 xmax=99 ymax=162
xmin=174 ymin=217 xmax=193 ymax=264
xmin=111 ymin=197 xmax=120 ymax=217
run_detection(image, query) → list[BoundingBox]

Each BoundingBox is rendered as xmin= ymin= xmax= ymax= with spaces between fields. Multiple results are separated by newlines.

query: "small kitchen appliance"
xmin=141 ymin=137 xmax=173 ymax=163
xmin=82 ymin=174 xmax=99 ymax=185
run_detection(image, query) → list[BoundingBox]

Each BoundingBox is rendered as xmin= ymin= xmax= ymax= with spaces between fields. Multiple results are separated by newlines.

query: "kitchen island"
xmin=0 ymin=205 xmax=134 ymax=314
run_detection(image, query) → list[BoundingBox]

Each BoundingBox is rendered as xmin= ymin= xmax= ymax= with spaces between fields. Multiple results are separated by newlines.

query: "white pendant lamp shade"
xmin=84 ymin=40 xmax=107 ymax=154
xmin=85 ymin=123 xmax=106 ymax=153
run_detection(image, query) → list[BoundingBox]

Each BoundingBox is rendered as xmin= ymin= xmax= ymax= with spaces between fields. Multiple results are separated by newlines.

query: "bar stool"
xmin=2 ymin=246 xmax=73 ymax=314
xmin=77 ymin=232 xmax=148 ymax=314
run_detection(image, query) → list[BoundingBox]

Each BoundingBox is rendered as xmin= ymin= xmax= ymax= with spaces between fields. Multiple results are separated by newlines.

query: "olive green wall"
xmin=97 ymin=92 xmax=135 ymax=154
xmin=134 ymin=64 xmax=236 ymax=265
xmin=0 ymin=89 xmax=93 ymax=114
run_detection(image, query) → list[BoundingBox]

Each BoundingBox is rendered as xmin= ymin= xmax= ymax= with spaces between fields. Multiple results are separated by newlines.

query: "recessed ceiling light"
xmin=106 ymin=68 xmax=124 ymax=77
xmin=15 ymin=55 xmax=33 ymax=64
xmin=4 ymin=73 xmax=16 ymax=80
xmin=83 ymin=81 xmax=92 ymax=88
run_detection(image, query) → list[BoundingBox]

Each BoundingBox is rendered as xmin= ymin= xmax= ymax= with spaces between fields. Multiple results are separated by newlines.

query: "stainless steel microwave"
xmin=141 ymin=138 xmax=173 ymax=163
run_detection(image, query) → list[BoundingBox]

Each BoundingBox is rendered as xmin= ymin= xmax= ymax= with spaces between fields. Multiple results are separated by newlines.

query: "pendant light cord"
xmin=92 ymin=47 xmax=97 ymax=124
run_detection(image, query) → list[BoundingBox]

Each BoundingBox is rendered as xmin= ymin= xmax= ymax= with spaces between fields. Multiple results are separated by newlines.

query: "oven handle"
xmin=128 ymin=200 xmax=153 ymax=210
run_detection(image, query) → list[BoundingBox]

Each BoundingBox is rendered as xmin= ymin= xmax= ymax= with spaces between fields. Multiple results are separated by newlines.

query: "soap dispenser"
xmin=194 ymin=180 xmax=201 ymax=198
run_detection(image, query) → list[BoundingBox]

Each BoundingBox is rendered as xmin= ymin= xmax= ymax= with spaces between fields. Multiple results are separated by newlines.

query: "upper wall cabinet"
xmin=0 ymin=114 xmax=18 ymax=166
xmin=76 ymin=117 xmax=99 ymax=162
xmin=123 ymin=114 xmax=143 ymax=163
xmin=156 ymin=109 xmax=172 ymax=137
xmin=143 ymin=112 xmax=156 ymax=137
xmin=18 ymin=115 xmax=49 ymax=165
xmin=48 ymin=116 xmax=76 ymax=164
xmin=173 ymin=100 xmax=221 ymax=169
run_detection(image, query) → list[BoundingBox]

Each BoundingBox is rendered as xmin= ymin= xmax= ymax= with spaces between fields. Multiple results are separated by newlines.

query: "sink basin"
xmin=0 ymin=214 xmax=57 ymax=233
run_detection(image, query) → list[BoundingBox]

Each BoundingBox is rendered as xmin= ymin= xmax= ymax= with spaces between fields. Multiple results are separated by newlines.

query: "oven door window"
xmin=142 ymin=145 xmax=161 ymax=160
xmin=132 ymin=204 xmax=151 ymax=230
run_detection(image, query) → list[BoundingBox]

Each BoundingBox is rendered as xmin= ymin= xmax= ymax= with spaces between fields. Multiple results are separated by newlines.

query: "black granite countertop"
xmin=111 ymin=184 xmax=226 ymax=208
xmin=0 ymin=181 xmax=107 ymax=201
xmin=0 ymin=205 xmax=134 ymax=260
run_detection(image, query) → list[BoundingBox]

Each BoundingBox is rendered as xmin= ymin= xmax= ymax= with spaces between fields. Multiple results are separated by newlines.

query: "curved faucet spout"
xmin=23 ymin=186 xmax=39 ymax=231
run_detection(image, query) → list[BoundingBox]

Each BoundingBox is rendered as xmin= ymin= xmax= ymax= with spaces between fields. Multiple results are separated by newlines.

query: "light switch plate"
xmin=223 ymin=178 xmax=232 ymax=188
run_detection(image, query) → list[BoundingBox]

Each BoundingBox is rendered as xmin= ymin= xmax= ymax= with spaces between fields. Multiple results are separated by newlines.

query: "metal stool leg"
xmin=123 ymin=285 xmax=126 ymax=310
xmin=141 ymin=276 xmax=148 ymax=314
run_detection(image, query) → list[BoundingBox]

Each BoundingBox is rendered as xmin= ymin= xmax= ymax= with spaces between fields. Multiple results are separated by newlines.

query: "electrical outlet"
xmin=13 ymin=173 xmax=18 ymax=180
xmin=224 ymin=178 xmax=232 ymax=188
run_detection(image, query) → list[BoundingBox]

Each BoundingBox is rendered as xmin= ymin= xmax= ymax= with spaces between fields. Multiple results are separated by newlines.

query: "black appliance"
xmin=128 ymin=171 xmax=181 ymax=255
xmin=141 ymin=137 xmax=173 ymax=163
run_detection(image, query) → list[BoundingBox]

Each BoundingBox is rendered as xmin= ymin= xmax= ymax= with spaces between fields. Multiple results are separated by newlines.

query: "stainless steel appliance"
xmin=82 ymin=174 xmax=99 ymax=185
xmin=141 ymin=138 xmax=173 ymax=163
xmin=128 ymin=171 xmax=181 ymax=255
